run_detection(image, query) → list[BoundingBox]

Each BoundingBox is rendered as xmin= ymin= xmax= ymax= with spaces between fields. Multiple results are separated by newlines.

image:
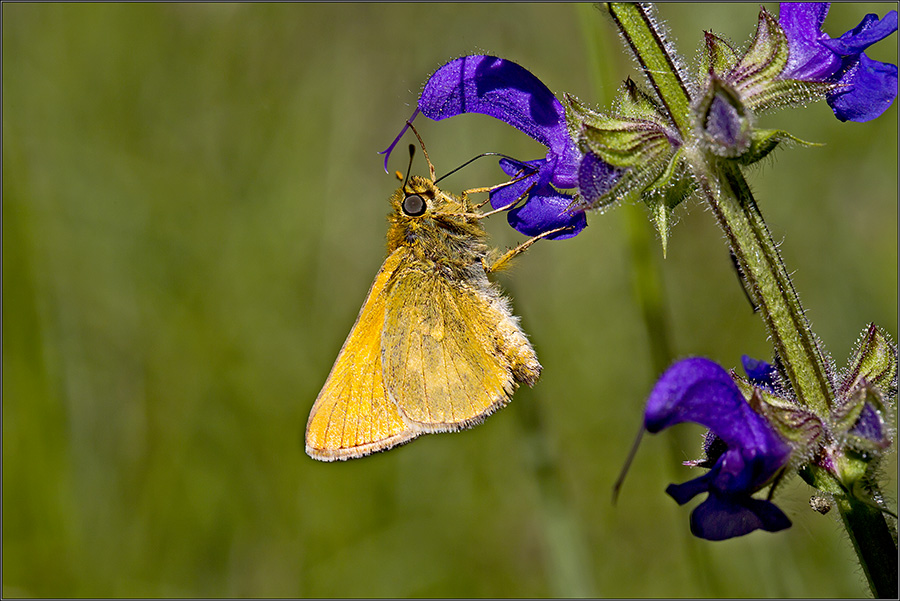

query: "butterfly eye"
xmin=402 ymin=194 xmax=427 ymax=216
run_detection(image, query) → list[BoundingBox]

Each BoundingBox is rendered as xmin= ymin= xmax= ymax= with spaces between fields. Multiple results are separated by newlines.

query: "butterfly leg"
xmin=485 ymin=226 xmax=573 ymax=273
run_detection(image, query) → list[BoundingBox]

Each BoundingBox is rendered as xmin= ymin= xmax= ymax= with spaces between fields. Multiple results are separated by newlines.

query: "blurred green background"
xmin=4 ymin=3 xmax=896 ymax=597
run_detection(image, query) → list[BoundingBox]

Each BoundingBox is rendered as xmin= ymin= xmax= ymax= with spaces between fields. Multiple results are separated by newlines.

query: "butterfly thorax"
xmin=386 ymin=177 xmax=489 ymax=279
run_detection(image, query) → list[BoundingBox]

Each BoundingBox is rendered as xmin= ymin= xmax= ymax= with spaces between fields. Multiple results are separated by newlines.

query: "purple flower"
xmin=382 ymin=55 xmax=593 ymax=239
xmin=645 ymin=357 xmax=793 ymax=540
xmin=741 ymin=355 xmax=779 ymax=389
xmin=849 ymin=402 xmax=889 ymax=449
xmin=779 ymin=3 xmax=898 ymax=122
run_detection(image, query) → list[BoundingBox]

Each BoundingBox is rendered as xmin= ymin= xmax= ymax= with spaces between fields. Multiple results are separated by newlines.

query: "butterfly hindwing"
xmin=381 ymin=263 xmax=540 ymax=431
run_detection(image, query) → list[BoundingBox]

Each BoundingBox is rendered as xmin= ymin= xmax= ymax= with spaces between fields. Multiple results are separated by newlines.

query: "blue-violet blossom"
xmin=382 ymin=55 xmax=597 ymax=239
xmin=645 ymin=357 xmax=793 ymax=540
xmin=779 ymin=2 xmax=898 ymax=122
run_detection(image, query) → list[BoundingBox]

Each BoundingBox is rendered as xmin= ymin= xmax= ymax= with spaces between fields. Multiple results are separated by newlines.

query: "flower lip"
xmin=645 ymin=357 xmax=793 ymax=540
xmin=779 ymin=3 xmax=898 ymax=122
xmin=487 ymin=157 xmax=586 ymax=240
xmin=418 ymin=55 xmax=571 ymax=161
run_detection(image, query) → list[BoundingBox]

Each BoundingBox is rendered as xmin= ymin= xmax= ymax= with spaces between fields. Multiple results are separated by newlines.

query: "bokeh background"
xmin=4 ymin=3 xmax=897 ymax=598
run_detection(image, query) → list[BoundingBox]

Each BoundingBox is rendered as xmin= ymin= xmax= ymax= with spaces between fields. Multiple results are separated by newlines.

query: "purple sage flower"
xmin=645 ymin=357 xmax=793 ymax=540
xmin=741 ymin=355 xmax=779 ymax=390
xmin=779 ymin=2 xmax=898 ymax=122
xmin=382 ymin=55 xmax=600 ymax=239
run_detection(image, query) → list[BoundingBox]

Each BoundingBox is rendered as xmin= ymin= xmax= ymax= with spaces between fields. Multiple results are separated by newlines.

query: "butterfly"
xmin=306 ymin=144 xmax=563 ymax=461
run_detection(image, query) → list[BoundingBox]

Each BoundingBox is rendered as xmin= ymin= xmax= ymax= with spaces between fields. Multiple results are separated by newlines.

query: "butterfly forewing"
xmin=305 ymin=249 xmax=418 ymax=460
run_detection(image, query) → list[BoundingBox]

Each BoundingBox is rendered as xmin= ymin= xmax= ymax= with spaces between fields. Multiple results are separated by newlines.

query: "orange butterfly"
xmin=306 ymin=144 xmax=561 ymax=461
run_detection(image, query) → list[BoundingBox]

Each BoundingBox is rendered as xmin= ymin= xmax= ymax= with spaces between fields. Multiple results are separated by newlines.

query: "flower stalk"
xmin=604 ymin=3 xmax=693 ymax=135
xmin=605 ymin=3 xmax=896 ymax=595
xmin=695 ymin=158 xmax=833 ymax=416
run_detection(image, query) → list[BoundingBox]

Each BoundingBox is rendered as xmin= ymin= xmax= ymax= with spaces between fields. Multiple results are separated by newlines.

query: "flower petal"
xmin=827 ymin=52 xmax=899 ymax=122
xmin=741 ymin=355 xmax=778 ymax=389
xmin=645 ymin=356 xmax=794 ymax=540
xmin=646 ymin=358 xmax=766 ymax=447
xmin=780 ymin=2 xmax=840 ymax=80
xmin=645 ymin=358 xmax=791 ymax=469
xmin=489 ymin=158 xmax=541 ymax=212
xmin=506 ymin=187 xmax=586 ymax=239
xmin=577 ymin=152 xmax=625 ymax=206
xmin=849 ymin=401 xmax=889 ymax=448
xmin=820 ymin=10 xmax=899 ymax=56
xmin=490 ymin=158 xmax=586 ymax=239
xmin=779 ymin=3 xmax=898 ymax=122
xmin=689 ymin=492 xmax=792 ymax=541
xmin=666 ymin=472 xmax=716 ymax=505
xmin=419 ymin=55 xmax=570 ymax=160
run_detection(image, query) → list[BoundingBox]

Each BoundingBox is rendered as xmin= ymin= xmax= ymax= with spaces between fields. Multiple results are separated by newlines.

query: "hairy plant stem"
xmin=606 ymin=3 xmax=898 ymax=596
xmin=694 ymin=160 xmax=833 ymax=414
xmin=697 ymin=158 xmax=897 ymax=598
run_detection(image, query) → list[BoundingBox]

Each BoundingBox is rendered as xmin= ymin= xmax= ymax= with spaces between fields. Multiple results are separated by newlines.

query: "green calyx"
xmin=792 ymin=324 xmax=897 ymax=503
xmin=831 ymin=324 xmax=898 ymax=453
xmin=569 ymin=84 xmax=678 ymax=169
xmin=700 ymin=8 xmax=834 ymax=114
xmin=733 ymin=372 xmax=823 ymax=449
xmin=566 ymin=83 xmax=694 ymax=253
xmin=841 ymin=324 xmax=898 ymax=397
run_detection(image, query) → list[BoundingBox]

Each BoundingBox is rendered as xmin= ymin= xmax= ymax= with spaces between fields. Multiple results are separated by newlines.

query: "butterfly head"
xmin=387 ymin=176 xmax=486 ymax=258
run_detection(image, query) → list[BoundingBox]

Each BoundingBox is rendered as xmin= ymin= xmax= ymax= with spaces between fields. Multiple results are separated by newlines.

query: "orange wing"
xmin=306 ymin=248 xmax=418 ymax=461
xmin=381 ymin=265 xmax=539 ymax=432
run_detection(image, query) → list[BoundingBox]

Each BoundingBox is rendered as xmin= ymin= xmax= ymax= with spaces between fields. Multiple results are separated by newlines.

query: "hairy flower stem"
xmin=838 ymin=495 xmax=899 ymax=598
xmin=603 ymin=2 xmax=692 ymax=134
xmin=697 ymin=160 xmax=833 ymax=414
xmin=607 ymin=2 xmax=832 ymax=414
xmin=698 ymin=160 xmax=897 ymax=597
xmin=606 ymin=2 xmax=897 ymax=594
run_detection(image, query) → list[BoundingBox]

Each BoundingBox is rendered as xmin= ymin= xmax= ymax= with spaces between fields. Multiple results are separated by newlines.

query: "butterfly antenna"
xmin=434 ymin=152 xmax=519 ymax=186
xmin=402 ymin=144 xmax=415 ymax=188
xmin=405 ymin=120 xmax=435 ymax=182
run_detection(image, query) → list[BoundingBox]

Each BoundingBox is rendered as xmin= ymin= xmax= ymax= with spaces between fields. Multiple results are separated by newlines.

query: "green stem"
xmin=837 ymin=497 xmax=898 ymax=598
xmin=695 ymin=160 xmax=833 ymax=414
xmin=699 ymin=160 xmax=897 ymax=596
xmin=803 ymin=463 xmax=899 ymax=597
xmin=604 ymin=3 xmax=693 ymax=136
xmin=605 ymin=3 xmax=897 ymax=595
